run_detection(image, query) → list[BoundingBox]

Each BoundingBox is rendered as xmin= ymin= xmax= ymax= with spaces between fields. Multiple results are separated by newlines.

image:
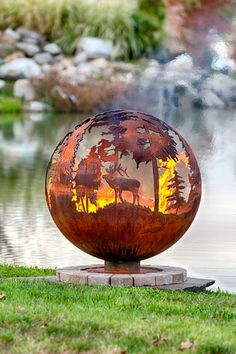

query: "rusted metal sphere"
xmin=46 ymin=110 xmax=201 ymax=262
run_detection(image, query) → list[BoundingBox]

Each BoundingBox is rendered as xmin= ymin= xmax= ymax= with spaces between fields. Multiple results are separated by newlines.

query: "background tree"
xmin=165 ymin=169 xmax=185 ymax=214
xmin=121 ymin=113 xmax=178 ymax=212
xmin=88 ymin=111 xmax=179 ymax=213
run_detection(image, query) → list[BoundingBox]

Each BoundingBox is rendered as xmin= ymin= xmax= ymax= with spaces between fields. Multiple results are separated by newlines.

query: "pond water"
xmin=0 ymin=108 xmax=235 ymax=293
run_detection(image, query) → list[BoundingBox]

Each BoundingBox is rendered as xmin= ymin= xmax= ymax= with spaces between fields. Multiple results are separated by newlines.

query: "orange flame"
xmin=71 ymin=152 xmax=190 ymax=214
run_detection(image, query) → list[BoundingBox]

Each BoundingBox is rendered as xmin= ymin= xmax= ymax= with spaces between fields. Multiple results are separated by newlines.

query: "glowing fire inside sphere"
xmin=46 ymin=110 xmax=201 ymax=262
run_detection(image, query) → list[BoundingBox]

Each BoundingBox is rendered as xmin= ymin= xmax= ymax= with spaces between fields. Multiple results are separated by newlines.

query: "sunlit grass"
xmin=0 ymin=276 xmax=235 ymax=353
xmin=0 ymin=264 xmax=55 ymax=278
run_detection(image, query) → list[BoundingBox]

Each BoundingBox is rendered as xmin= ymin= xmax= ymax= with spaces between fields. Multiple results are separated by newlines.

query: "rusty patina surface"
xmin=46 ymin=110 xmax=201 ymax=262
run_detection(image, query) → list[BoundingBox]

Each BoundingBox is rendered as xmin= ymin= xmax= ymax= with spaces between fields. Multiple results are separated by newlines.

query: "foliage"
xmin=166 ymin=169 xmax=185 ymax=213
xmin=0 ymin=81 xmax=22 ymax=113
xmin=0 ymin=277 xmax=235 ymax=353
xmin=0 ymin=264 xmax=55 ymax=278
xmin=132 ymin=0 xmax=166 ymax=56
xmin=56 ymin=0 xmax=139 ymax=58
xmin=0 ymin=0 xmax=166 ymax=58
xmin=0 ymin=96 xmax=22 ymax=113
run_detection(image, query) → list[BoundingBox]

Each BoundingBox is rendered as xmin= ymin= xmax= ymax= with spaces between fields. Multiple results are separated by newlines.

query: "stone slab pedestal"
xmin=57 ymin=264 xmax=188 ymax=287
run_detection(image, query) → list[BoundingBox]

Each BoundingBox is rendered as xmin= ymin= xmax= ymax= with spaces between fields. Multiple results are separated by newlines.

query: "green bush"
xmin=0 ymin=96 xmax=22 ymax=113
xmin=132 ymin=0 xmax=166 ymax=56
xmin=0 ymin=0 xmax=166 ymax=59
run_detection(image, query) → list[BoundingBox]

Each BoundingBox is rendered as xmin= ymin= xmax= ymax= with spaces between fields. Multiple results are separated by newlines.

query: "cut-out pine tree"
xmin=166 ymin=169 xmax=186 ymax=214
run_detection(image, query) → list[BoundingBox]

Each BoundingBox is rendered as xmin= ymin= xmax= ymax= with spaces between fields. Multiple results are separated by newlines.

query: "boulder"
xmin=77 ymin=37 xmax=113 ymax=59
xmin=142 ymin=60 xmax=161 ymax=81
xmin=165 ymin=54 xmax=193 ymax=72
xmin=77 ymin=62 xmax=102 ymax=76
xmin=89 ymin=58 xmax=110 ymax=70
xmin=4 ymin=28 xmax=20 ymax=42
xmin=24 ymin=100 xmax=51 ymax=112
xmin=16 ymin=42 xmax=40 ymax=56
xmin=0 ymin=43 xmax=16 ymax=58
xmin=34 ymin=52 xmax=53 ymax=65
xmin=0 ymin=79 xmax=6 ymax=90
xmin=0 ymin=32 xmax=15 ymax=45
xmin=53 ymin=54 xmax=63 ymax=62
xmin=23 ymin=37 xmax=40 ymax=45
xmin=0 ymin=58 xmax=41 ymax=79
xmin=16 ymin=28 xmax=43 ymax=43
xmin=5 ymin=51 xmax=25 ymax=62
xmin=41 ymin=64 xmax=52 ymax=74
xmin=13 ymin=79 xmax=35 ymax=100
xmin=201 ymin=73 xmax=236 ymax=105
xmin=73 ymin=51 xmax=88 ymax=65
xmin=173 ymin=80 xmax=199 ymax=108
xmin=174 ymin=80 xmax=197 ymax=97
xmin=44 ymin=43 xmax=62 ymax=55
xmin=198 ymin=89 xmax=225 ymax=108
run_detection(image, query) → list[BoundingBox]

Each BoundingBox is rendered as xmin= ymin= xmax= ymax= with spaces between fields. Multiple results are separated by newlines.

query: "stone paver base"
xmin=57 ymin=265 xmax=187 ymax=287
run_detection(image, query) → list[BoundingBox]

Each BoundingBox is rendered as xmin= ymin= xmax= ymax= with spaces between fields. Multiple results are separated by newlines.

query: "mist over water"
xmin=0 ymin=99 xmax=235 ymax=292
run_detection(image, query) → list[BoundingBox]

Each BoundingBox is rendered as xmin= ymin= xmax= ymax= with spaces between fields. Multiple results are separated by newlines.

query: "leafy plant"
xmin=0 ymin=96 xmax=22 ymax=113
xmin=0 ymin=0 xmax=166 ymax=59
xmin=132 ymin=0 xmax=166 ymax=56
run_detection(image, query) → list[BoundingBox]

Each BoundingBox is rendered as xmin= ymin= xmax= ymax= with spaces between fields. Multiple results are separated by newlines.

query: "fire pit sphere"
xmin=46 ymin=110 xmax=201 ymax=263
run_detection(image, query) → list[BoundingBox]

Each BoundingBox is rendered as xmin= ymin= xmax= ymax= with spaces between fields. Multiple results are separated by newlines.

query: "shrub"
xmin=31 ymin=71 xmax=128 ymax=112
xmin=0 ymin=96 xmax=22 ymax=113
xmin=0 ymin=0 xmax=166 ymax=59
xmin=132 ymin=0 xmax=166 ymax=56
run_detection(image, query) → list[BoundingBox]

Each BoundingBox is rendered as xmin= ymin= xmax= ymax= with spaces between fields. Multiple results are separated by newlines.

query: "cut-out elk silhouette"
xmin=103 ymin=164 xmax=140 ymax=205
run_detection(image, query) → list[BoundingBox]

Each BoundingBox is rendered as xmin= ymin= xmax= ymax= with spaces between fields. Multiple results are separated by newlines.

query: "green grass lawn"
xmin=0 ymin=264 xmax=55 ymax=278
xmin=0 ymin=265 xmax=235 ymax=354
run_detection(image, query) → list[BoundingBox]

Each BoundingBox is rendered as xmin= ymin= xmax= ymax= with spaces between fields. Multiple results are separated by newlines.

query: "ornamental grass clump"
xmin=0 ymin=0 xmax=166 ymax=58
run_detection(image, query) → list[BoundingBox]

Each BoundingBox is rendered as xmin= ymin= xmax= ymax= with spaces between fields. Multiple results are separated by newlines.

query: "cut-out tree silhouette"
xmin=121 ymin=114 xmax=178 ymax=212
xmin=90 ymin=112 xmax=130 ymax=168
xmin=165 ymin=169 xmax=186 ymax=214
xmin=87 ymin=111 xmax=179 ymax=212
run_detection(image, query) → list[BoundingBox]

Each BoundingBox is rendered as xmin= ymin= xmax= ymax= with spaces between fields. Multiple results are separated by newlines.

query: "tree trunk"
xmin=152 ymin=158 xmax=159 ymax=212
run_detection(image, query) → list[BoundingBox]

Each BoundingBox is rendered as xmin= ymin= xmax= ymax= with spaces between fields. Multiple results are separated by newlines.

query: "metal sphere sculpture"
xmin=46 ymin=110 xmax=201 ymax=262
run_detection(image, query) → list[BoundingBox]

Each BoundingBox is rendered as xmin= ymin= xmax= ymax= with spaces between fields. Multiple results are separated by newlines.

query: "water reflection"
xmin=0 ymin=109 xmax=235 ymax=292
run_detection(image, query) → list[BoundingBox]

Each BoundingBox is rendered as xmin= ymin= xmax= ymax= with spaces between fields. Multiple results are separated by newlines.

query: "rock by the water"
xmin=53 ymin=54 xmax=63 ymax=63
xmin=142 ymin=60 xmax=161 ymax=81
xmin=77 ymin=62 xmax=102 ymax=76
xmin=16 ymin=42 xmax=40 ymax=57
xmin=174 ymin=80 xmax=197 ymax=97
xmin=0 ymin=58 xmax=41 ymax=79
xmin=172 ymin=80 xmax=198 ymax=109
xmin=0 ymin=43 xmax=16 ymax=58
xmin=13 ymin=79 xmax=35 ymax=100
xmin=34 ymin=52 xmax=53 ymax=65
xmin=0 ymin=79 xmax=6 ymax=90
xmin=5 ymin=51 xmax=25 ymax=62
xmin=24 ymin=101 xmax=51 ymax=112
xmin=44 ymin=43 xmax=62 ymax=55
xmin=4 ymin=28 xmax=20 ymax=42
xmin=199 ymin=89 xmax=225 ymax=108
xmin=77 ymin=37 xmax=113 ymax=59
xmin=73 ymin=51 xmax=88 ymax=65
xmin=165 ymin=53 xmax=193 ymax=72
xmin=17 ymin=28 xmax=43 ymax=43
xmin=201 ymin=73 xmax=236 ymax=105
xmin=89 ymin=58 xmax=111 ymax=70
xmin=23 ymin=37 xmax=40 ymax=45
